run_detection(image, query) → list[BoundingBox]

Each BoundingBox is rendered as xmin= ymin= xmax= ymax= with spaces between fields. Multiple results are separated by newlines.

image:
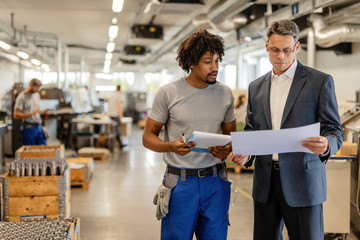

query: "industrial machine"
xmin=340 ymin=90 xmax=360 ymax=237
xmin=10 ymin=83 xmax=24 ymax=156
xmin=123 ymin=92 xmax=147 ymax=123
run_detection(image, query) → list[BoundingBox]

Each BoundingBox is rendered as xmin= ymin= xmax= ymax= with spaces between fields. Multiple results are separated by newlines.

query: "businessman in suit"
xmin=228 ymin=19 xmax=343 ymax=240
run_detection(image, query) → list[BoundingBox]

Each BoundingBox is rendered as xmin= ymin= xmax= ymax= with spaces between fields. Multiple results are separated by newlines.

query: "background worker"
xmin=14 ymin=78 xmax=48 ymax=145
xmin=108 ymin=85 xmax=124 ymax=148
xmin=142 ymin=29 xmax=236 ymax=240
xmin=234 ymin=94 xmax=247 ymax=131
xmin=229 ymin=19 xmax=343 ymax=240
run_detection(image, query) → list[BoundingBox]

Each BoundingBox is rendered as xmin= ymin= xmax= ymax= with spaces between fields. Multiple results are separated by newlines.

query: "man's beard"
xmin=205 ymin=80 xmax=217 ymax=84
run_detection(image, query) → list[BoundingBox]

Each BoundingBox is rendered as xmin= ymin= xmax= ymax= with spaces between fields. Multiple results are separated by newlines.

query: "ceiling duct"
xmin=192 ymin=14 xmax=247 ymax=32
xmin=308 ymin=13 xmax=360 ymax=48
xmin=142 ymin=0 xmax=252 ymax=66
xmin=145 ymin=0 xmax=204 ymax=15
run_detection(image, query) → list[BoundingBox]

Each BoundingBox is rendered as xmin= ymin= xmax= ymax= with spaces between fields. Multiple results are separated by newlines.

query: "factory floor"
xmin=65 ymin=126 xmax=360 ymax=240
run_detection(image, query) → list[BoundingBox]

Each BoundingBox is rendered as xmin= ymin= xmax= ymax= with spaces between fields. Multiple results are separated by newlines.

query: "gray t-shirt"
xmin=148 ymin=77 xmax=234 ymax=169
xmin=14 ymin=91 xmax=42 ymax=123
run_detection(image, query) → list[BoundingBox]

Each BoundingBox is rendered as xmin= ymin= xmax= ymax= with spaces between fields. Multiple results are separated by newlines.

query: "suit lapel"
xmin=281 ymin=62 xmax=307 ymax=127
xmin=262 ymin=72 xmax=272 ymax=129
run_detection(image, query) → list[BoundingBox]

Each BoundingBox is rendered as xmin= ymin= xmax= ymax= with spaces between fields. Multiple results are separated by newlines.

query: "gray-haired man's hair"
xmin=267 ymin=19 xmax=300 ymax=43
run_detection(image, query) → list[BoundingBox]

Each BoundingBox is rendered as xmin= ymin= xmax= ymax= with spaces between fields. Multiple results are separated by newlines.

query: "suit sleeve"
xmin=318 ymin=75 xmax=343 ymax=161
xmin=244 ymin=84 xmax=256 ymax=167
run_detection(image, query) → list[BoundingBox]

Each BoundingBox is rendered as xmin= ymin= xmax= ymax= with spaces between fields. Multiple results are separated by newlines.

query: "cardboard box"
xmin=338 ymin=141 xmax=357 ymax=156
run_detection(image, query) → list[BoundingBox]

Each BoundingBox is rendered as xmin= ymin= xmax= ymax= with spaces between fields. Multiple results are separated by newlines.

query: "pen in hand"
xmin=182 ymin=133 xmax=186 ymax=143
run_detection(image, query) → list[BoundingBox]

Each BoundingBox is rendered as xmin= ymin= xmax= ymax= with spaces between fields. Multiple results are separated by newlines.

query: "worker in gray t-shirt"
xmin=143 ymin=30 xmax=236 ymax=240
xmin=14 ymin=78 xmax=48 ymax=145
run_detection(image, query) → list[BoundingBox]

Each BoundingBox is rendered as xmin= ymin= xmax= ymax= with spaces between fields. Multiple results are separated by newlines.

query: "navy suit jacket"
xmin=244 ymin=61 xmax=343 ymax=207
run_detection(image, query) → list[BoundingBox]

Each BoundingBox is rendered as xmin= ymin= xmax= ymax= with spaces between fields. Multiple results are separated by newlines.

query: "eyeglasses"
xmin=267 ymin=43 xmax=297 ymax=55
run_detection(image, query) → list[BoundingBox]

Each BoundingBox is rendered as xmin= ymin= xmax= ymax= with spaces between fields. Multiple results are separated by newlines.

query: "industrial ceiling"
xmin=0 ymin=0 xmax=359 ymax=74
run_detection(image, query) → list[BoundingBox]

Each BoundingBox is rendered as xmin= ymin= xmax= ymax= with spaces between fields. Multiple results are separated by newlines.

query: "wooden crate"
xmin=67 ymin=157 xmax=94 ymax=190
xmin=0 ymin=167 xmax=71 ymax=221
xmin=16 ymin=144 xmax=65 ymax=159
xmin=78 ymin=147 xmax=109 ymax=161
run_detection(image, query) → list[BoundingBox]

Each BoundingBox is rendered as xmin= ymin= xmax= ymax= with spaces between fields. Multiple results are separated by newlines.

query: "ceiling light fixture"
xmin=105 ymin=53 xmax=113 ymax=60
xmin=107 ymin=42 xmax=115 ymax=52
xmin=31 ymin=59 xmax=41 ymax=65
xmin=112 ymin=0 xmax=124 ymax=13
xmin=17 ymin=51 xmax=29 ymax=59
xmin=104 ymin=60 xmax=111 ymax=66
xmin=41 ymin=64 xmax=50 ymax=72
xmin=0 ymin=40 xmax=11 ymax=50
xmin=103 ymin=65 xmax=110 ymax=73
xmin=112 ymin=17 xmax=118 ymax=24
xmin=109 ymin=25 xmax=119 ymax=39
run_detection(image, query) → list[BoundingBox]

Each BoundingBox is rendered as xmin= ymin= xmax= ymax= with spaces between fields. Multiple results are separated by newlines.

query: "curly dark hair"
xmin=176 ymin=29 xmax=225 ymax=73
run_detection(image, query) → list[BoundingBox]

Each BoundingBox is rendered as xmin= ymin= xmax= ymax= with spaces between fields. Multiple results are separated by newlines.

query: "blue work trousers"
xmin=22 ymin=125 xmax=47 ymax=145
xmin=161 ymin=173 xmax=231 ymax=240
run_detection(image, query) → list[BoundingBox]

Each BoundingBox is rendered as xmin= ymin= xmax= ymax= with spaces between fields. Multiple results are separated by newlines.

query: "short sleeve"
xmin=148 ymin=88 xmax=169 ymax=123
xmin=223 ymin=89 xmax=235 ymax=123
xmin=14 ymin=93 xmax=24 ymax=111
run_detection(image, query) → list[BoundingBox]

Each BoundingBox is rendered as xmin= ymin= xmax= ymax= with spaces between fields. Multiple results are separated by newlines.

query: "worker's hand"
xmin=227 ymin=152 xmax=250 ymax=166
xmin=41 ymin=108 xmax=49 ymax=115
xmin=34 ymin=108 xmax=42 ymax=115
xmin=302 ymin=136 xmax=329 ymax=155
xmin=170 ymin=138 xmax=195 ymax=156
xmin=209 ymin=144 xmax=231 ymax=160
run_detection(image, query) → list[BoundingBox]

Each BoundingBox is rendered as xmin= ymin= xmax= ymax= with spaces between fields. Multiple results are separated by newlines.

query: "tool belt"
xmin=167 ymin=163 xmax=225 ymax=178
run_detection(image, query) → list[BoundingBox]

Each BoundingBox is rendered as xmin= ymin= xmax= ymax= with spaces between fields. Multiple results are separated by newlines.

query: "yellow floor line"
xmin=235 ymin=185 xmax=253 ymax=201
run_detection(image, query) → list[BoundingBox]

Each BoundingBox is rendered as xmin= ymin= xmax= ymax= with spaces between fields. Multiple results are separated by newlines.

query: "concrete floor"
xmin=66 ymin=126 xmax=359 ymax=240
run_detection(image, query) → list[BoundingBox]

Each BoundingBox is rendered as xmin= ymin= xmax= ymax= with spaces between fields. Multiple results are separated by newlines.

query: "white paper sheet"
xmin=188 ymin=131 xmax=231 ymax=153
xmin=231 ymin=122 xmax=320 ymax=155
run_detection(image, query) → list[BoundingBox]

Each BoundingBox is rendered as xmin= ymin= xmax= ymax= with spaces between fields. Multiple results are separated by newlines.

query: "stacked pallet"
xmin=78 ymin=147 xmax=110 ymax=161
xmin=67 ymin=157 xmax=94 ymax=190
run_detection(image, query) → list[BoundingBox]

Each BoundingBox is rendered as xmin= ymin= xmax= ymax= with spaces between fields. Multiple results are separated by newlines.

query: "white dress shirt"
xmin=270 ymin=60 xmax=298 ymax=161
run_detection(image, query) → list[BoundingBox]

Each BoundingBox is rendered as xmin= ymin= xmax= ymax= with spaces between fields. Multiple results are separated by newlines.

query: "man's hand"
xmin=170 ymin=138 xmax=196 ymax=156
xmin=302 ymin=136 xmax=329 ymax=155
xmin=227 ymin=152 xmax=250 ymax=166
xmin=41 ymin=108 xmax=49 ymax=115
xmin=209 ymin=144 xmax=231 ymax=160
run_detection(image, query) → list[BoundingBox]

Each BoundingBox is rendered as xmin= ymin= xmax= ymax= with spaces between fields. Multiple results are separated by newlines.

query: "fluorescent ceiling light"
xmin=17 ymin=51 xmax=29 ymax=59
xmin=105 ymin=53 xmax=113 ymax=60
xmin=96 ymin=85 xmax=116 ymax=91
xmin=0 ymin=40 xmax=11 ymax=50
xmin=104 ymin=60 xmax=111 ymax=66
xmin=112 ymin=17 xmax=118 ymax=24
xmin=109 ymin=25 xmax=119 ymax=39
xmin=95 ymin=73 xmax=113 ymax=80
xmin=112 ymin=0 xmax=124 ymax=13
xmin=41 ymin=64 xmax=50 ymax=72
xmin=31 ymin=59 xmax=41 ymax=66
xmin=107 ymin=42 xmax=115 ymax=52
xmin=103 ymin=66 xmax=110 ymax=74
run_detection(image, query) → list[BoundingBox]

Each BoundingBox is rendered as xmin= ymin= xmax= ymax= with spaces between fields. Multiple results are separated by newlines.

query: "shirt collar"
xmin=271 ymin=59 xmax=298 ymax=80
